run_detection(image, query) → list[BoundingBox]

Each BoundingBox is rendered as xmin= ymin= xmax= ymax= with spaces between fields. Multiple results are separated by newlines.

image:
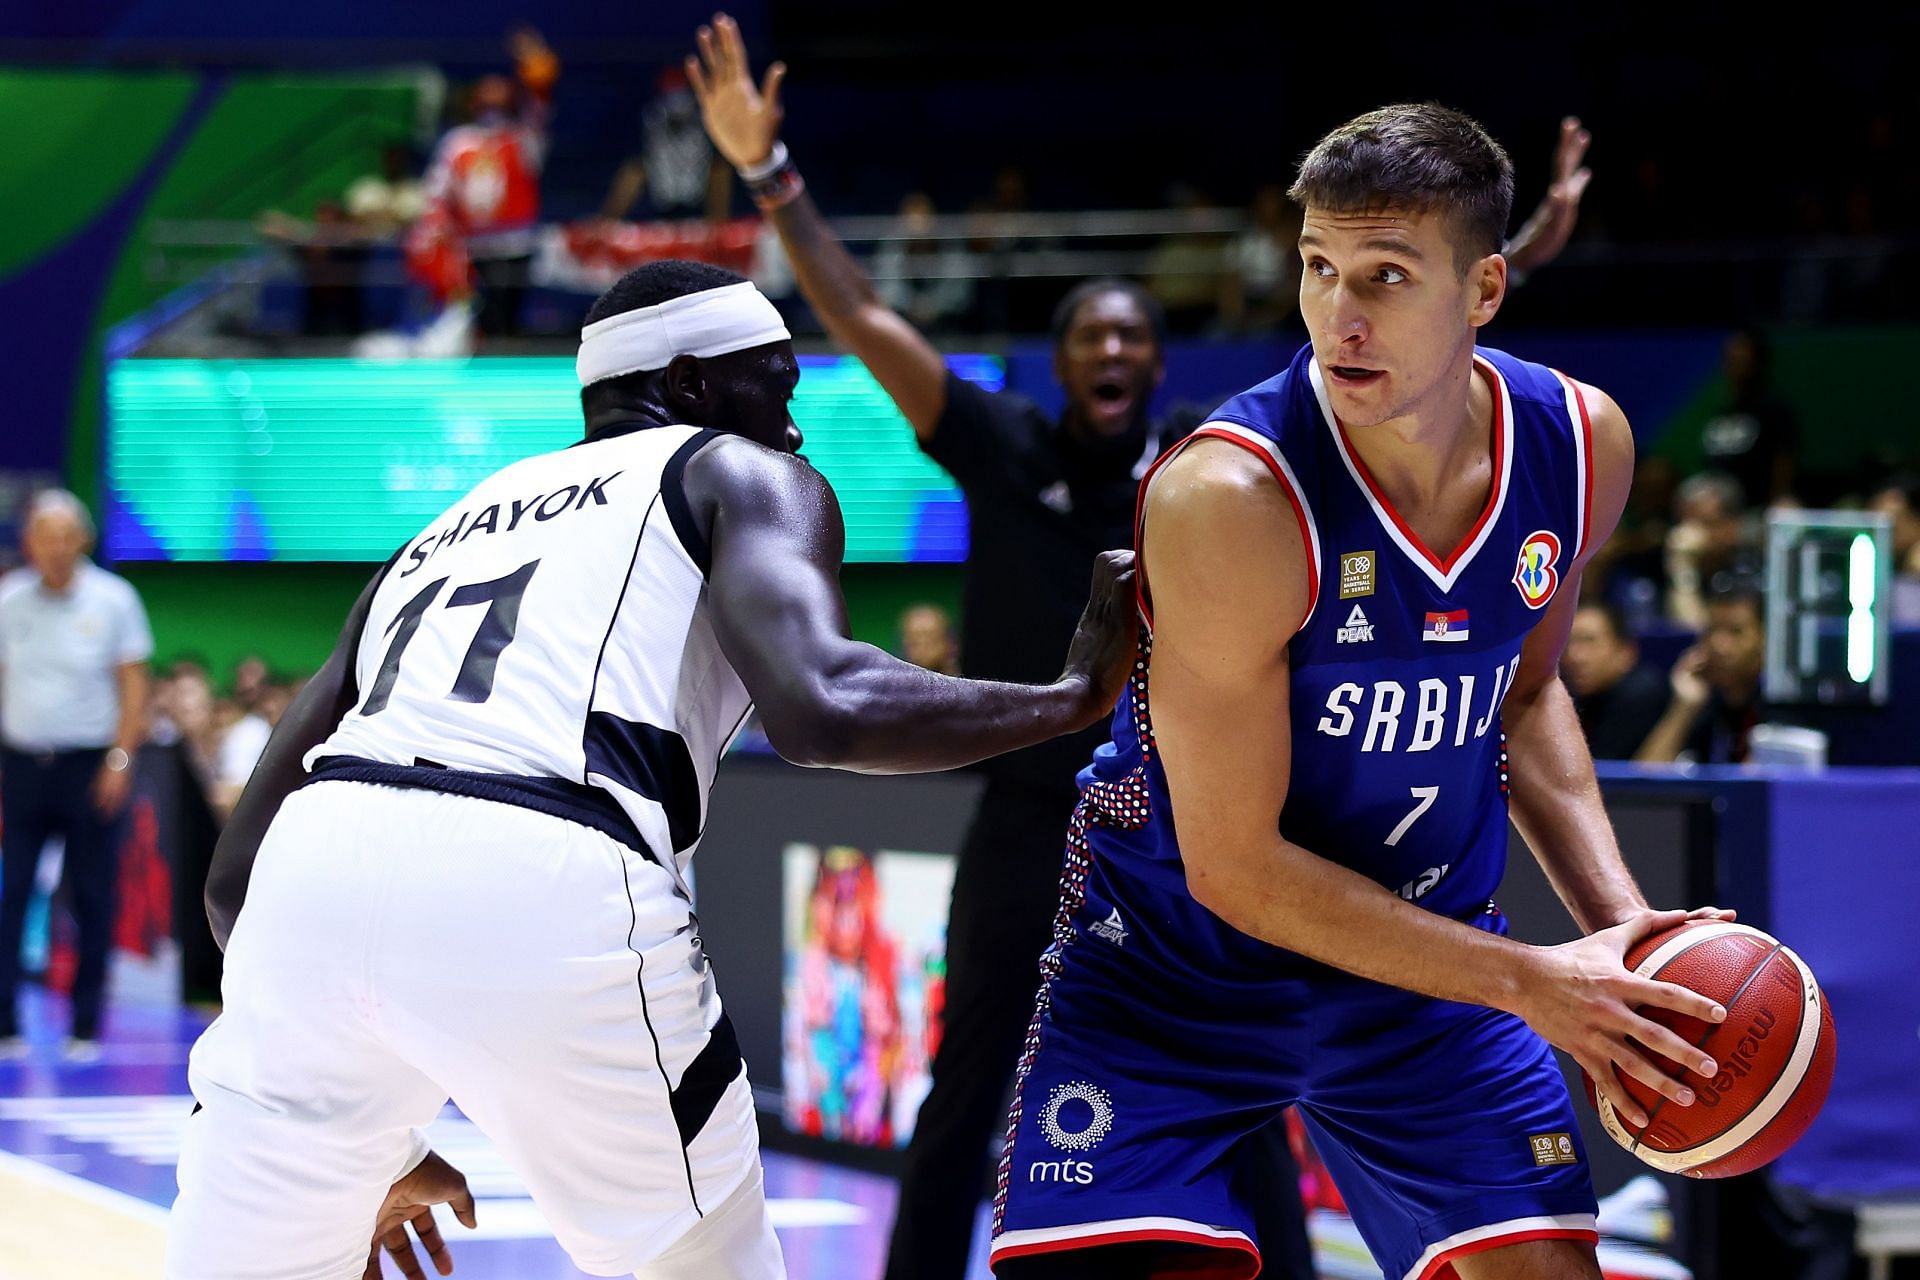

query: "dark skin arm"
xmin=204 ymin=568 xmax=384 ymax=951
xmin=683 ymin=434 xmax=1135 ymax=772
xmin=689 ymin=14 xmax=950 ymax=438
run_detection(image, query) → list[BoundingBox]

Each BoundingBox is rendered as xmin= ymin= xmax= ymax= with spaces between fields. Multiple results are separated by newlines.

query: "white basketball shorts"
xmin=167 ymin=780 xmax=783 ymax=1279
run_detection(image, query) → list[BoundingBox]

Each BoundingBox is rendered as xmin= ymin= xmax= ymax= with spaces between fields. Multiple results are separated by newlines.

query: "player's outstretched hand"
xmin=362 ymin=1151 xmax=477 ymax=1280
xmin=688 ymin=13 xmax=787 ymax=172
xmin=1516 ymin=907 xmax=1733 ymax=1131
xmin=1505 ymin=116 xmax=1593 ymax=278
xmin=1060 ymin=550 xmax=1139 ymax=728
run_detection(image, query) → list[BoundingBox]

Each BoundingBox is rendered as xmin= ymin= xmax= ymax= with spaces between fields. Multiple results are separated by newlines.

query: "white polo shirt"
xmin=0 ymin=560 xmax=153 ymax=751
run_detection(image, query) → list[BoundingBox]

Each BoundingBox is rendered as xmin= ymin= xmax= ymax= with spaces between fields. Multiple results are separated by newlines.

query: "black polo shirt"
xmin=922 ymin=372 xmax=1196 ymax=794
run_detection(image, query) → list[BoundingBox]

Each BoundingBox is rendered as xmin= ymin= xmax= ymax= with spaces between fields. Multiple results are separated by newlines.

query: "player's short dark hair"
xmin=1577 ymin=600 xmax=1634 ymax=646
xmin=584 ymin=259 xmax=748 ymax=327
xmin=1288 ymin=103 xmax=1514 ymax=271
xmin=1049 ymin=278 xmax=1168 ymax=354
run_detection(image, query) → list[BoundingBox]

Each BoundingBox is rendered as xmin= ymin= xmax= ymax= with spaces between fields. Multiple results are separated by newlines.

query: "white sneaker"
xmin=0 ymin=1037 xmax=27 ymax=1062
xmin=62 ymin=1039 xmax=102 ymax=1065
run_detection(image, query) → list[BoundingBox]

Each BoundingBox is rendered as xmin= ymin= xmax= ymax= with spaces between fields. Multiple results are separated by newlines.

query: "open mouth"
xmin=1092 ymin=379 xmax=1132 ymax=405
xmin=1329 ymin=366 xmax=1385 ymax=386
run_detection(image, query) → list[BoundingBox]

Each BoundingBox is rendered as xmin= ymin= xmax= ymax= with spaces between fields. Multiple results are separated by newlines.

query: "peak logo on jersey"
xmin=1040 ymin=1081 xmax=1114 ymax=1153
xmin=1512 ymin=530 xmax=1562 ymax=610
xmin=1339 ymin=550 xmax=1376 ymax=599
xmin=1422 ymin=610 xmax=1469 ymax=643
xmin=1089 ymin=908 xmax=1129 ymax=946
xmin=1336 ymin=604 xmax=1375 ymax=644
xmin=398 ymin=472 xmax=624 ymax=579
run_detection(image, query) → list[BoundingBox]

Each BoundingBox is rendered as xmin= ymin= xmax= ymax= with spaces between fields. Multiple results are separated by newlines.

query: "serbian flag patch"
xmin=1423 ymin=610 xmax=1469 ymax=642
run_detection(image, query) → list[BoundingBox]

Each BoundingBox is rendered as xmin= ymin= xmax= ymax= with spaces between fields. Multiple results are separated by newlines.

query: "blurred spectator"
xmin=1665 ymin=471 xmax=1758 ymax=627
xmin=1563 ymin=603 xmax=1668 ymax=759
xmin=1145 ymin=183 xmax=1226 ymax=335
xmin=873 ymin=194 xmax=976 ymax=332
xmin=600 ymin=66 xmax=732 ymax=224
xmin=0 ymin=491 xmax=152 ymax=1061
xmin=897 ymin=604 xmax=959 ymax=676
xmin=346 ymin=143 xmax=429 ymax=236
xmin=1217 ymin=183 xmax=1300 ymax=335
xmin=423 ymin=26 xmax=560 ymax=337
xmin=258 ymin=199 xmax=375 ymax=337
xmin=1636 ymin=581 xmax=1771 ymax=765
xmin=1699 ymin=329 xmax=1799 ymax=509
xmin=1868 ymin=473 xmax=1920 ymax=624
xmin=213 ymin=678 xmax=294 ymax=818
xmin=230 ymin=654 xmax=270 ymax=715
xmin=1585 ymin=455 xmax=1677 ymax=621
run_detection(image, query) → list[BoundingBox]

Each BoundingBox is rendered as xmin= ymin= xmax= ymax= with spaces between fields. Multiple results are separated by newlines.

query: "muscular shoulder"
xmin=681 ymin=434 xmax=842 ymax=549
xmin=1144 ymin=434 xmax=1311 ymax=635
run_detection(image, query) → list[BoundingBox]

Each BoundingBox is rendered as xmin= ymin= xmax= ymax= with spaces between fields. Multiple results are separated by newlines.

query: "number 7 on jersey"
xmin=1384 ymin=785 xmax=1440 ymax=847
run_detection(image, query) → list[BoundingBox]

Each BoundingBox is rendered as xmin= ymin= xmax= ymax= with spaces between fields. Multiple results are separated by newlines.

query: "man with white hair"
xmin=0 ymin=489 xmax=153 ymax=1062
xmin=167 ymin=260 xmax=1138 ymax=1280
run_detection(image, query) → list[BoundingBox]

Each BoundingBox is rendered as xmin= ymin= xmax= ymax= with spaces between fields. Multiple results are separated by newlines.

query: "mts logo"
xmin=1028 ymin=1160 xmax=1095 ymax=1185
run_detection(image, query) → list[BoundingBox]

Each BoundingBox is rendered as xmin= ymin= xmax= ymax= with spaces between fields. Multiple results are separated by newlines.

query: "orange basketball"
xmin=1585 ymin=920 xmax=1836 ymax=1179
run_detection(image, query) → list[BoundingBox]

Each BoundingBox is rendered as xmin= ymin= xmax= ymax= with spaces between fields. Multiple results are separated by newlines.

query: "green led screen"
xmin=105 ymin=354 xmax=994 ymax=563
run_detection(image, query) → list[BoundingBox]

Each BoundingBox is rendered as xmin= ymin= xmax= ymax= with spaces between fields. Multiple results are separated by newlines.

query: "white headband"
xmin=576 ymin=281 xmax=791 ymax=387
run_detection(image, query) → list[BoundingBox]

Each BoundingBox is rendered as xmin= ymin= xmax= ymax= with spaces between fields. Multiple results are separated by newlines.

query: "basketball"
xmin=1587 ymin=920 xmax=1837 ymax=1179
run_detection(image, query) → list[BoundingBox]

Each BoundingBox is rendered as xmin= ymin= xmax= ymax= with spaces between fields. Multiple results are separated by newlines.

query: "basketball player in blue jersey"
xmin=168 ymin=261 xmax=1140 ymax=1280
xmin=991 ymin=107 xmax=1737 ymax=1280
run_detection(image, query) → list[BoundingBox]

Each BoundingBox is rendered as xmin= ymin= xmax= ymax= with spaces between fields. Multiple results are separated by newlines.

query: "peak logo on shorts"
xmin=1529 ymin=1131 xmax=1579 ymax=1166
xmin=1513 ymin=530 xmax=1563 ymax=609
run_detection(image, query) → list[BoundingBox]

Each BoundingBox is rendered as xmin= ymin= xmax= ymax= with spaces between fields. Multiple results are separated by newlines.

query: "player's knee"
xmin=1448 ymin=1237 xmax=1603 ymax=1280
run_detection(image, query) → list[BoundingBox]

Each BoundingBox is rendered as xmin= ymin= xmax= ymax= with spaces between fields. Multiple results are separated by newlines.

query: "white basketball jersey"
xmin=310 ymin=424 xmax=751 ymax=879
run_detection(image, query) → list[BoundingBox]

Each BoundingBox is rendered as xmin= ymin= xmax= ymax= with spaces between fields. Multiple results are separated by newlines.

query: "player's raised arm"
xmin=204 ymin=565 xmax=384 ymax=950
xmin=686 ymin=434 xmax=1134 ymax=772
xmin=687 ymin=13 xmax=950 ymax=437
xmin=1145 ymin=437 xmax=1726 ymax=1130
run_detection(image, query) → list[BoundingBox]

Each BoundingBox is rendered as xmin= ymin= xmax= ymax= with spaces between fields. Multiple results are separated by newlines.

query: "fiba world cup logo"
xmin=1512 ymin=530 xmax=1563 ymax=610
xmin=1040 ymin=1081 xmax=1115 ymax=1153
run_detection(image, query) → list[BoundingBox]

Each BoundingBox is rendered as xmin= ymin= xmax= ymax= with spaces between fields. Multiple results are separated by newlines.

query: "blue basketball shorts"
xmin=989 ymin=850 xmax=1598 ymax=1280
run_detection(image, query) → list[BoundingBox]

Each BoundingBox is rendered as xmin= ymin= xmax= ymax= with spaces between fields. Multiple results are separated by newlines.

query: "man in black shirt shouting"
xmin=689 ymin=15 xmax=1593 ymax=1278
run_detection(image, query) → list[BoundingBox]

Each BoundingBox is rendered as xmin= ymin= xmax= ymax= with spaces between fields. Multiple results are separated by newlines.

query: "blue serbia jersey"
xmin=1080 ymin=342 xmax=1596 ymax=933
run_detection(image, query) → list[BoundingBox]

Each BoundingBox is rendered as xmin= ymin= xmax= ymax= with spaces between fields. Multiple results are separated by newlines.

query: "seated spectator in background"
xmin=600 ymin=65 xmax=732 ymax=224
xmin=346 ymin=143 xmax=428 ymax=236
xmin=212 ymin=678 xmax=294 ymax=819
xmin=1145 ymin=183 xmax=1226 ymax=335
xmin=873 ymin=193 xmax=976 ymax=332
xmin=258 ymin=200 xmax=375 ymax=336
xmin=1217 ymin=183 xmax=1300 ymax=335
xmin=229 ymin=654 xmax=270 ymax=716
xmin=1636 ymin=581 xmax=1772 ymax=765
xmin=1868 ymin=473 xmax=1920 ymax=624
xmin=1699 ymin=328 xmax=1799 ymax=509
xmin=897 ymin=603 xmax=960 ymax=676
xmin=1665 ymin=471 xmax=1758 ymax=627
xmin=1563 ymin=603 xmax=1668 ymax=759
xmin=1583 ymin=455 xmax=1676 ymax=619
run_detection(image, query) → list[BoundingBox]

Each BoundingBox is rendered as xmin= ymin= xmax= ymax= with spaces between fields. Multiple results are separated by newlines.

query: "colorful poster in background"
xmin=105 ymin=353 xmax=999 ymax=563
xmin=781 ymin=843 xmax=954 ymax=1148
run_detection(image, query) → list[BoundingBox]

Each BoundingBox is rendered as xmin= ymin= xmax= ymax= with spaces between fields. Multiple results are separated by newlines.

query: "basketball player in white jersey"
xmin=167 ymin=260 xmax=1139 ymax=1280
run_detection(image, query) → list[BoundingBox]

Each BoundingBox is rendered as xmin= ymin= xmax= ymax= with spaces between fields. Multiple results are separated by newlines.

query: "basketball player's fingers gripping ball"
xmin=1584 ymin=919 xmax=1836 ymax=1178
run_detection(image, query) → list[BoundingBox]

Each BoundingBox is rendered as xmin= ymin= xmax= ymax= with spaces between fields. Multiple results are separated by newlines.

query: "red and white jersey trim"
xmin=1310 ymin=355 xmax=1515 ymax=593
xmin=1405 ymin=1212 xmax=1599 ymax=1279
xmin=991 ymin=1214 xmax=1259 ymax=1276
xmin=1133 ymin=422 xmax=1322 ymax=635
xmin=1551 ymin=369 xmax=1597 ymax=563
